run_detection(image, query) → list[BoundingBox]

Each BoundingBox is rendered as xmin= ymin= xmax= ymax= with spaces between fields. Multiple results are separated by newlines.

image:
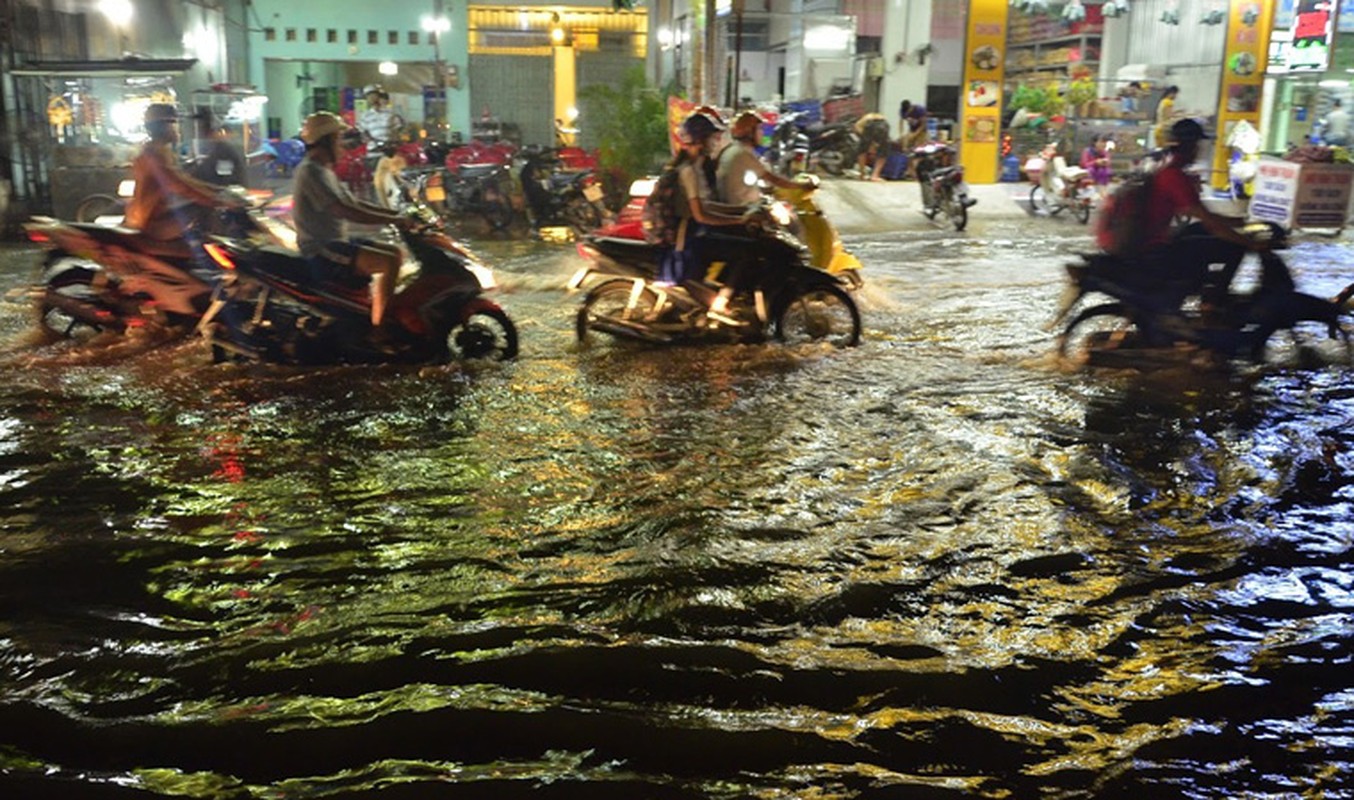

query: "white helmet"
xmin=300 ymin=111 xmax=349 ymax=144
xmin=362 ymin=84 xmax=380 ymax=97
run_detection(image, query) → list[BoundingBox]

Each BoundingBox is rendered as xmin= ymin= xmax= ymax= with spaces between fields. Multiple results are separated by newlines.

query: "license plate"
xmin=425 ymin=185 xmax=446 ymax=202
xmin=583 ymin=184 xmax=603 ymax=202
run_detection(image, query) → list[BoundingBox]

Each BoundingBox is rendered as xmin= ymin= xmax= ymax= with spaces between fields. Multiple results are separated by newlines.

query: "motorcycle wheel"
xmin=817 ymin=147 xmax=848 ymax=176
xmin=1029 ymin=185 xmax=1058 ymax=216
xmin=565 ymin=198 xmax=604 ymax=236
xmin=481 ymin=198 xmax=516 ymax=231
xmin=39 ymin=259 xmax=119 ymax=339
xmin=1057 ymin=302 xmax=1135 ymax=362
xmin=75 ymin=194 xmax=122 ymax=224
xmin=1074 ymin=198 xmax=1092 ymax=225
xmin=450 ymin=306 xmax=518 ymax=361
xmin=946 ymin=193 xmax=969 ymax=232
xmin=576 ymin=277 xmax=661 ymax=345
xmin=774 ymin=284 xmax=861 ymax=348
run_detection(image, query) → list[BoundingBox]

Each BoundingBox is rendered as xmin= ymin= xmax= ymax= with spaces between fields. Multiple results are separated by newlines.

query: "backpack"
xmin=642 ymin=166 xmax=684 ymax=246
xmin=1095 ymin=170 xmax=1156 ymax=258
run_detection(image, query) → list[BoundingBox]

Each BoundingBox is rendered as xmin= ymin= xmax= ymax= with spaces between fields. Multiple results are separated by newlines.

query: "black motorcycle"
xmin=913 ymin=143 xmax=975 ymax=232
xmin=1053 ymin=223 xmax=1353 ymax=367
xmin=418 ymin=163 xmax=517 ymax=230
xmin=518 ymin=147 xmax=608 ymax=236
xmin=200 ymin=206 xmax=517 ymax=365
xmin=575 ymin=208 xmax=861 ymax=348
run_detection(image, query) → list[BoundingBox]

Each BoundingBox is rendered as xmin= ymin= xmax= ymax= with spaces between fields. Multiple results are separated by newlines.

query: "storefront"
xmin=1263 ymin=0 xmax=1354 ymax=152
xmin=9 ymin=59 xmax=197 ymax=221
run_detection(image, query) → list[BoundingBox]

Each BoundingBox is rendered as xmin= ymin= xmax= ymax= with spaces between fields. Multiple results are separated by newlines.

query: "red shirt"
xmin=1142 ymin=163 xmax=1198 ymax=246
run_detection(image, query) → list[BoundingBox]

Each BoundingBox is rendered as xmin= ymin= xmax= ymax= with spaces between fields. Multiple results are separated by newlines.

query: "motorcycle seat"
xmin=456 ymin=163 xmax=504 ymax=179
xmin=68 ymin=223 xmax=194 ymax=259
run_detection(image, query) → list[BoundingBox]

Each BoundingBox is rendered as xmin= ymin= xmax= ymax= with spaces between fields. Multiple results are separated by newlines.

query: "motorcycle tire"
xmin=565 ymin=198 xmax=604 ymax=236
xmin=1074 ymin=198 xmax=1092 ymax=225
xmin=39 ymin=259 xmax=122 ymax=339
xmin=576 ymin=277 xmax=662 ymax=345
xmin=75 ymin=194 xmax=122 ymax=224
xmin=450 ymin=305 xmax=518 ymax=361
xmin=481 ymin=198 xmax=516 ymax=231
xmin=817 ymin=147 xmax=849 ymax=176
xmin=946 ymin=194 xmax=969 ymax=232
xmin=774 ymin=283 xmax=862 ymax=348
xmin=1057 ymin=302 xmax=1134 ymax=361
xmin=1029 ymin=185 xmax=1058 ymax=216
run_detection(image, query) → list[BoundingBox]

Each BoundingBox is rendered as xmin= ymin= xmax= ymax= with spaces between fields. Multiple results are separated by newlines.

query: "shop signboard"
xmin=1248 ymin=158 xmax=1301 ymax=228
xmin=1288 ymin=0 xmax=1334 ymax=72
xmin=958 ymin=0 xmax=1007 ymax=184
xmin=1291 ymin=162 xmax=1354 ymax=227
xmin=1212 ymin=0 xmax=1276 ymax=191
xmin=1247 ymin=158 xmax=1354 ymax=229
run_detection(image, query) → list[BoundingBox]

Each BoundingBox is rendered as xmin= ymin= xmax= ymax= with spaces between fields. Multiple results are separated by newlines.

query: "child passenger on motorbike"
xmin=293 ymin=111 xmax=412 ymax=328
xmin=124 ymin=104 xmax=245 ymax=243
xmin=1097 ymin=118 xmax=1276 ymax=308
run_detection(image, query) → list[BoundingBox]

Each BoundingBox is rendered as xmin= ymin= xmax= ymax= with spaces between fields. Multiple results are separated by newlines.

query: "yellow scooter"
xmin=772 ymin=174 xmax=863 ymax=290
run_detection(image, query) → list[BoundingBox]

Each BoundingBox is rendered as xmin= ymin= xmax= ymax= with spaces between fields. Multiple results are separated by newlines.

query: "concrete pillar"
xmin=880 ymin=0 xmax=933 ymax=137
xmin=553 ymin=43 xmax=576 ymax=137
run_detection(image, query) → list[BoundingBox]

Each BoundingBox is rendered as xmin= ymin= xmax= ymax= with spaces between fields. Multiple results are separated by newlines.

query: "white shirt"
xmin=715 ymin=143 xmax=766 ymax=206
xmin=359 ymin=107 xmax=395 ymax=143
xmin=293 ymin=157 xmax=356 ymax=257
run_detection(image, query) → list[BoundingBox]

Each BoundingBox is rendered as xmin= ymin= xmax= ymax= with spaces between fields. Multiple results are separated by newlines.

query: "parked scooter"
xmin=200 ymin=205 xmax=517 ymax=365
xmin=1052 ymin=222 xmax=1354 ymax=367
xmin=574 ymin=198 xmax=861 ymax=348
xmin=1027 ymin=142 xmax=1098 ymax=224
xmin=519 ymin=146 xmax=609 ymax=237
xmin=913 ymin=142 xmax=976 ymax=231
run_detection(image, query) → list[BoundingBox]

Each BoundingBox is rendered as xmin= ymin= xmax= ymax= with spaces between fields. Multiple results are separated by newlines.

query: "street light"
xmin=99 ymin=0 xmax=133 ymax=55
xmin=421 ymin=14 xmax=451 ymax=81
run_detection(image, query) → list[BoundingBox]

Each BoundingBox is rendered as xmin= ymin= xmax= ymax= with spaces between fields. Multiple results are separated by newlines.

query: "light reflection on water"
xmin=0 ymin=229 xmax=1352 ymax=799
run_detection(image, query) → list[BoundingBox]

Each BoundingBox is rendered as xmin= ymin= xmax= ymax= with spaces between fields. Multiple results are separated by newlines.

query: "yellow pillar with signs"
xmin=960 ymin=0 xmax=1008 ymax=184
xmin=1212 ymin=0 xmax=1275 ymax=191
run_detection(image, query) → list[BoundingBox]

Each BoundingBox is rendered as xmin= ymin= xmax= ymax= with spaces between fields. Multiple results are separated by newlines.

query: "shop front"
xmin=1263 ymin=0 xmax=1354 ymax=152
xmin=10 ymin=59 xmax=197 ymax=221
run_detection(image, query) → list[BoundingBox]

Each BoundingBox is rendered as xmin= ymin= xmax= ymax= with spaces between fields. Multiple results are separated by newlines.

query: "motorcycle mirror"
xmin=628 ymin=177 xmax=656 ymax=198
xmin=117 ymin=179 xmax=137 ymax=198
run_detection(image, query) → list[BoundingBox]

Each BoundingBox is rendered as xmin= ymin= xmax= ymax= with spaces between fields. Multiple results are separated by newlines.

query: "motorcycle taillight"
xmin=26 ymin=230 xmax=50 ymax=244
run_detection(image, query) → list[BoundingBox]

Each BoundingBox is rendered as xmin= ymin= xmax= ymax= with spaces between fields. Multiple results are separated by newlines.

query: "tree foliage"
xmin=579 ymin=67 xmax=672 ymax=187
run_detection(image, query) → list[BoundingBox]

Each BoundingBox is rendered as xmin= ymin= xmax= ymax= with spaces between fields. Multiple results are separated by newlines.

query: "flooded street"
xmin=1 ymin=218 xmax=1352 ymax=799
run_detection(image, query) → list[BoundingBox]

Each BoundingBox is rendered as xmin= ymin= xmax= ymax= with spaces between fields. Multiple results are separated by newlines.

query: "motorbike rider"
xmin=660 ymin=111 xmax=763 ymax=320
xmin=293 ymin=111 xmax=412 ymax=328
xmin=124 ymin=103 xmax=245 ymax=242
xmin=191 ymin=108 xmax=249 ymax=188
xmin=1097 ymin=117 xmax=1277 ymax=309
xmin=358 ymin=85 xmax=399 ymax=144
xmin=715 ymin=111 xmax=800 ymax=204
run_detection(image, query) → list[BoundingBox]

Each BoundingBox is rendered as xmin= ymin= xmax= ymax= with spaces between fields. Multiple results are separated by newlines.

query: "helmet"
xmin=362 ymin=84 xmax=381 ymax=97
xmin=300 ymin=111 xmax=350 ymax=144
xmin=681 ymin=111 xmax=725 ymax=144
xmin=731 ymin=111 xmax=764 ymax=140
xmin=1169 ymin=118 xmax=1211 ymax=144
xmin=144 ymin=103 xmax=179 ymax=124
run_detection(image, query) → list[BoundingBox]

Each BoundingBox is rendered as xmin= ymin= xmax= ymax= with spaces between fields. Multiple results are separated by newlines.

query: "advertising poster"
xmin=958 ymin=0 xmax=1007 ymax=184
xmin=1212 ymin=0 xmax=1275 ymax=190
xmin=1247 ymin=157 xmax=1301 ymax=228
xmin=1288 ymin=0 xmax=1334 ymax=71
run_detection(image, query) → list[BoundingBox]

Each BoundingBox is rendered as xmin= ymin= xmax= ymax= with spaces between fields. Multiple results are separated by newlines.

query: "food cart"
xmin=9 ymin=58 xmax=197 ymax=220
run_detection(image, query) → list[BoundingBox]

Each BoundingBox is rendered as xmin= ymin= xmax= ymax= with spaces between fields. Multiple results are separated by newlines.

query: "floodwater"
xmin=1 ymin=219 xmax=1352 ymax=799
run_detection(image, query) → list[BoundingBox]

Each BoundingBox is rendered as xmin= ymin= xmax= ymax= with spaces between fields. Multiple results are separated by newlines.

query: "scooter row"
xmin=22 ymin=177 xmax=867 ymax=363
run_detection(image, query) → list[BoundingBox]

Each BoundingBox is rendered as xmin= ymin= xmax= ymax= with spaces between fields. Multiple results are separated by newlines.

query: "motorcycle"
xmin=1027 ymin=142 xmax=1097 ymax=224
xmin=518 ymin=146 xmax=609 ymax=237
xmin=199 ymin=205 xmax=518 ymax=365
xmin=1051 ymin=222 xmax=1354 ymax=367
xmin=418 ymin=162 xmax=517 ymax=231
xmin=766 ymin=111 xmax=810 ymax=176
xmin=574 ymin=199 xmax=862 ymax=348
xmin=568 ymin=174 xmax=862 ymax=292
xmin=913 ymin=142 xmax=976 ymax=231
xmin=22 ymin=192 xmax=292 ymax=339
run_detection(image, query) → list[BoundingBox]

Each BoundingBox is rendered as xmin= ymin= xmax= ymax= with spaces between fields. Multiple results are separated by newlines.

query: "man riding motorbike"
xmin=661 ymin=110 xmax=765 ymax=322
xmin=1097 ymin=117 xmax=1279 ymax=310
xmin=716 ymin=111 xmax=800 ymax=203
xmin=293 ymin=111 xmax=411 ymax=327
xmin=124 ymin=103 xmax=245 ymax=242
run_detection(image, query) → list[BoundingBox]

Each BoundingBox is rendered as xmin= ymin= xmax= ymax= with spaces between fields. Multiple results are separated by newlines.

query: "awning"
xmin=11 ymin=58 xmax=198 ymax=78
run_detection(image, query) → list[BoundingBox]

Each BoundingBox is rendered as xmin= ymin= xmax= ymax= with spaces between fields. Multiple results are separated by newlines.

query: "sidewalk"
xmin=813 ymin=175 xmax=1032 ymax=235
